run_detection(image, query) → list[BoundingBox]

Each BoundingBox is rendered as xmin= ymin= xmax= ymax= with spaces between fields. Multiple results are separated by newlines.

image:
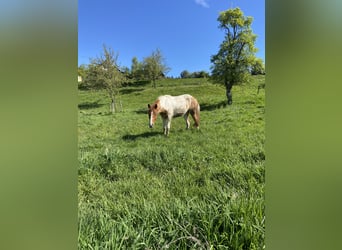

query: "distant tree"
xmin=142 ymin=49 xmax=170 ymax=88
xmin=78 ymin=64 xmax=89 ymax=89
xmin=251 ymin=58 xmax=265 ymax=75
xmin=191 ymin=70 xmax=210 ymax=78
xmin=181 ymin=70 xmax=209 ymax=78
xmin=121 ymin=66 xmax=130 ymax=76
xmin=84 ymin=63 xmax=101 ymax=89
xmin=198 ymin=70 xmax=210 ymax=78
xmin=78 ymin=64 xmax=88 ymax=79
xmin=131 ymin=56 xmax=144 ymax=81
xmin=211 ymin=7 xmax=257 ymax=105
xmin=180 ymin=70 xmax=191 ymax=78
xmin=87 ymin=44 xmax=125 ymax=113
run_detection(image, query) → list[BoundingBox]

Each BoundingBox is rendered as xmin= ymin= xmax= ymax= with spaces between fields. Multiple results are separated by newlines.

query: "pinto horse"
xmin=147 ymin=94 xmax=200 ymax=135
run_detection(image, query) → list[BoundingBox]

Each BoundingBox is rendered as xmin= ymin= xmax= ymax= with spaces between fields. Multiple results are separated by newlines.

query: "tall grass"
xmin=78 ymin=76 xmax=265 ymax=249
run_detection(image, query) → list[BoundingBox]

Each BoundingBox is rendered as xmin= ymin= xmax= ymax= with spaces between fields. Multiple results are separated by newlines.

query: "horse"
xmin=147 ymin=94 xmax=200 ymax=136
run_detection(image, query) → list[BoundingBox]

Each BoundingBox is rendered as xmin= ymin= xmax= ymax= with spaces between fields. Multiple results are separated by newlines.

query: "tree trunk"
xmin=119 ymin=99 xmax=123 ymax=112
xmin=226 ymin=83 xmax=233 ymax=105
xmin=110 ymin=98 xmax=115 ymax=113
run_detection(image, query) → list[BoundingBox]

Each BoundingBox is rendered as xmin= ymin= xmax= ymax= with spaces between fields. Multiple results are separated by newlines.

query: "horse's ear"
xmin=154 ymin=103 xmax=158 ymax=109
xmin=148 ymin=104 xmax=150 ymax=108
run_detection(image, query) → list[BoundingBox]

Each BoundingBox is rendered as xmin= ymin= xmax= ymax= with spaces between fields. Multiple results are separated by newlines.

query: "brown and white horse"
xmin=148 ymin=94 xmax=200 ymax=135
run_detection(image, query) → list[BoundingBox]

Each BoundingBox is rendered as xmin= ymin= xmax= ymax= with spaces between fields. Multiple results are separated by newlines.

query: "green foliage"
xmin=181 ymin=70 xmax=210 ymax=79
xmin=142 ymin=48 xmax=170 ymax=88
xmin=78 ymin=76 xmax=265 ymax=249
xmin=78 ymin=64 xmax=89 ymax=89
xmin=211 ymin=7 xmax=258 ymax=104
xmin=180 ymin=70 xmax=191 ymax=78
xmin=78 ymin=64 xmax=88 ymax=79
xmin=85 ymin=44 xmax=126 ymax=113
xmin=130 ymin=56 xmax=144 ymax=81
xmin=251 ymin=58 xmax=265 ymax=75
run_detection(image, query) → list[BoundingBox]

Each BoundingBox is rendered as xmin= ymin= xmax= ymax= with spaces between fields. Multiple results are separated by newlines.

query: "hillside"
xmin=78 ymin=76 xmax=265 ymax=249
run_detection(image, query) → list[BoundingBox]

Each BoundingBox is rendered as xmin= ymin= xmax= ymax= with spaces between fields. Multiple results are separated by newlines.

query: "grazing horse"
xmin=148 ymin=94 xmax=200 ymax=135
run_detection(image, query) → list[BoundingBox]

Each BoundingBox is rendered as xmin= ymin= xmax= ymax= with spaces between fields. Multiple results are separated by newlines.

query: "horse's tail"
xmin=191 ymin=96 xmax=200 ymax=128
xmin=196 ymin=101 xmax=200 ymax=120
xmin=196 ymin=102 xmax=200 ymax=128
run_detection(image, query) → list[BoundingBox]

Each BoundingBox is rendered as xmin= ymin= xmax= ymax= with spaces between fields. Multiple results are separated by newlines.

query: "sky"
xmin=78 ymin=0 xmax=265 ymax=77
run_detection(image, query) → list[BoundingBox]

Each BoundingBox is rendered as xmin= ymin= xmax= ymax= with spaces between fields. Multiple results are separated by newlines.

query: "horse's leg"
xmin=165 ymin=117 xmax=172 ymax=136
xmin=184 ymin=111 xmax=190 ymax=129
xmin=162 ymin=118 xmax=167 ymax=135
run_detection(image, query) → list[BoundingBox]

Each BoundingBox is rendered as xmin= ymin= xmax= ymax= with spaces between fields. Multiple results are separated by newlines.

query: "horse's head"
xmin=147 ymin=102 xmax=159 ymax=128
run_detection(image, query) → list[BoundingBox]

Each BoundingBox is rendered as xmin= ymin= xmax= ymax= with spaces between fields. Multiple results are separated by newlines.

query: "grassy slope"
xmin=78 ymin=76 xmax=265 ymax=249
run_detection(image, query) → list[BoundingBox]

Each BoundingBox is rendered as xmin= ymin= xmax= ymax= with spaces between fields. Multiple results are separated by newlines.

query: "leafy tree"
xmin=192 ymin=70 xmax=210 ymax=78
xmin=131 ymin=56 xmax=144 ymax=81
xmin=142 ymin=49 xmax=170 ymax=88
xmin=87 ymin=45 xmax=125 ymax=113
xmin=78 ymin=64 xmax=88 ymax=79
xmin=181 ymin=70 xmax=209 ymax=78
xmin=211 ymin=7 xmax=257 ymax=105
xmin=121 ymin=66 xmax=130 ymax=76
xmin=200 ymin=70 xmax=210 ymax=78
xmin=251 ymin=58 xmax=265 ymax=75
xmin=78 ymin=64 xmax=89 ymax=89
xmin=180 ymin=70 xmax=191 ymax=78
xmin=84 ymin=63 xmax=102 ymax=89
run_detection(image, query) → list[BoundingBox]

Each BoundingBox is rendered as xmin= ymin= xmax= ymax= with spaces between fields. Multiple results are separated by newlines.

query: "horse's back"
xmin=158 ymin=94 xmax=194 ymax=103
xmin=158 ymin=94 xmax=196 ymax=114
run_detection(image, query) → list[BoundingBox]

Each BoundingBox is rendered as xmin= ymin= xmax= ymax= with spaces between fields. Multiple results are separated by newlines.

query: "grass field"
xmin=78 ymin=76 xmax=265 ymax=249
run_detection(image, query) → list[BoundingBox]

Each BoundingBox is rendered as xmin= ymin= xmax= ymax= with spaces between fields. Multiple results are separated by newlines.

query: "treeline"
xmin=78 ymin=51 xmax=265 ymax=90
xmin=78 ymin=47 xmax=170 ymax=90
xmin=78 ymin=49 xmax=265 ymax=92
xmin=180 ymin=70 xmax=210 ymax=79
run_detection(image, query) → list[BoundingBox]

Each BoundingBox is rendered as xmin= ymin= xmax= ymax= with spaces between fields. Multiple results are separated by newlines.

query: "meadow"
xmin=78 ymin=76 xmax=265 ymax=249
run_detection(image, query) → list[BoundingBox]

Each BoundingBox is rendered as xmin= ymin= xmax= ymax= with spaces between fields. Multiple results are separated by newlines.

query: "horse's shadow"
xmin=122 ymin=131 xmax=161 ymax=141
xmin=135 ymin=109 xmax=147 ymax=115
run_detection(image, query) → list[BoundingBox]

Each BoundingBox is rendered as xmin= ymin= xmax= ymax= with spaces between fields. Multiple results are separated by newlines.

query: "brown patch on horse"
xmin=148 ymin=100 xmax=160 ymax=111
xmin=148 ymin=100 xmax=163 ymax=125
xmin=153 ymin=100 xmax=169 ymax=117
xmin=189 ymin=97 xmax=198 ymax=110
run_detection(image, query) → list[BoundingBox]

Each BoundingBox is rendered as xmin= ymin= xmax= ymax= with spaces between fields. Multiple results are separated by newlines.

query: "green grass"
xmin=78 ymin=76 xmax=265 ymax=249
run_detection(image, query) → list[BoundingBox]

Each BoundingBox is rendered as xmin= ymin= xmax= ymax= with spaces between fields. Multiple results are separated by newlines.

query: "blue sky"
xmin=78 ymin=0 xmax=265 ymax=77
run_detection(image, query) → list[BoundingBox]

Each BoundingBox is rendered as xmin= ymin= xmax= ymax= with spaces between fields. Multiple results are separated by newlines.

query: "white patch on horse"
xmin=149 ymin=111 xmax=154 ymax=128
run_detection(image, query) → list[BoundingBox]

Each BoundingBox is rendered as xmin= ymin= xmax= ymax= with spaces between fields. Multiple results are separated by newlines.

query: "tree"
xmin=142 ymin=49 xmax=170 ymax=88
xmin=78 ymin=64 xmax=89 ymax=89
xmin=131 ymin=56 xmax=144 ymax=81
xmin=180 ymin=70 xmax=190 ymax=78
xmin=251 ymin=58 xmax=265 ymax=75
xmin=87 ymin=45 xmax=125 ymax=113
xmin=180 ymin=70 xmax=191 ymax=78
xmin=210 ymin=7 xmax=257 ymax=105
xmin=192 ymin=70 xmax=210 ymax=78
xmin=180 ymin=70 xmax=209 ymax=78
xmin=78 ymin=64 xmax=88 ymax=79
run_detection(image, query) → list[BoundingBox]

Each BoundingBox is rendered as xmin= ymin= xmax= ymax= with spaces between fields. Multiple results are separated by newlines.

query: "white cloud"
xmin=195 ymin=0 xmax=209 ymax=8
